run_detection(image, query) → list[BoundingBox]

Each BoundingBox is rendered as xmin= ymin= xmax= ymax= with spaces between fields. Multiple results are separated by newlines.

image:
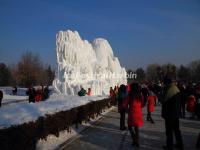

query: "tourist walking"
xmin=195 ymin=83 xmax=200 ymax=119
xmin=161 ymin=78 xmax=183 ymax=150
xmin=186 ymin=95 xmax=196 ymax=119
xmin=117 ymin=84 xmax=128 ymax=130
xmin=146 ymin=85 xmax=157 ymax=124
xmin=0 ymin=90 xmax=3 ymax=107
xmin=141 ymin=83 xmax=149 ymax=106
xmin=197 ymin=132 xmax=200 ymax=149
xmin=177 ymin=82 xmax=186 ymax=118
xmin=125 ymin=82 xmax=144 ymax=147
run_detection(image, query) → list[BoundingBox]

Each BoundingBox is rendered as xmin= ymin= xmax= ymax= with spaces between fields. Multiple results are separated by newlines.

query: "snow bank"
xmin=0 ymin=94 xmax=108 ymax=129
xmin=53 ymin=30 xmax=127 ymax=95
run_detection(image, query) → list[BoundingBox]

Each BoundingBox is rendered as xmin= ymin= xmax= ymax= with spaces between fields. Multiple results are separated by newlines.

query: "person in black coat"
xmin=177 ymin=82 xmax=186 ymax=118
xmin=195 ymin=83 xmax=200 ymax=119
xmin=12 ymin=86 xmax=17 ymax=95
xmin=0 ymin=90 xmax=3 ymax=107
xmin=141 ymin=84 xmax=149 ymax=106
xmin=43 ymin=86 xmax=50 ymax=100
xmin=161 ymin=78 xmax=183 ymax=150
xmin=197 ymin=132 xmax=200 ymax=149
xmin=117 ymin=84 xmax=128 ymax=130
xmin=26 ymin=87 xmax=36 ymax=103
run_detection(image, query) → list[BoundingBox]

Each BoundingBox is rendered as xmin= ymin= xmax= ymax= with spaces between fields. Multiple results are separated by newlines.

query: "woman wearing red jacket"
xmin=125 ymin=82 xmax=144 ymax=147
xmin=186 ymin=95 xmax=196 ymax=119
xmin=146 ymin=86 xmax=157 ymax=124
xmin=109 ymin=87 xmax=115 ymax=97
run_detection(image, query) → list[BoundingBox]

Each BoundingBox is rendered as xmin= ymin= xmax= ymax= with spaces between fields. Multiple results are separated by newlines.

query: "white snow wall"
xmin=53 ymin=30 xmax=127 ymax=95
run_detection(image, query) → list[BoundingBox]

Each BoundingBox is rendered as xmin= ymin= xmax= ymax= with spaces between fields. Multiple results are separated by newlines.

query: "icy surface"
xmin=0 ymin=94 xmax=108 ymax=129
xmin=53 ymin=30 xmax=127 ymax=95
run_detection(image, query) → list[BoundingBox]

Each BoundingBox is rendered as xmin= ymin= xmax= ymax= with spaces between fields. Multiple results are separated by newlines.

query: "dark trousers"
xmin=120 ymin=110 xmax=126 ymax=129
xmin=147 ymin=112 xmax=154 ymax=123
xmin=165 ymin=118 xmax=183 ymax=150
xmin=196 ymin=132 xmax=200 ymax=149
xmin=128 ymin=126 xmax=139 ymax=145
xmin=180 ymin=103 xmax=185 ymax=118
xmin=0 ymin=98 xmax=2 ymax=107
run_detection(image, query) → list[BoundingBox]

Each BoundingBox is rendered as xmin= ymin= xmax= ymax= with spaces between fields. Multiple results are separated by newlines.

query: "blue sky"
xmin=0 ymin=0 xmax=200 ymax=69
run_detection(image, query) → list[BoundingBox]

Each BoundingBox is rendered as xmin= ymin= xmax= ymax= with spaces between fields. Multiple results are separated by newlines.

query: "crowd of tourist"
xmin=109 ymin=78 xmax=200 ymax=150
xmin=26 ymin=85 xmax=50 ymax=103
xmin=0 ymin=79 xmax=200 ymax=149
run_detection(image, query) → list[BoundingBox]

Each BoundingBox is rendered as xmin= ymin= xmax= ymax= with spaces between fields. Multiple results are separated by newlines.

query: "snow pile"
xmin=53 ymin=30 xmax=127 ymax=95
xmin=0 ymin=94 xmax=108 ymax=129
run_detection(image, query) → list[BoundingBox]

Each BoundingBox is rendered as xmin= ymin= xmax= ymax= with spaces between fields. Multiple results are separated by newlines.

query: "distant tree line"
xmin=1 ymin=51 xmax=199 ymax=86
xmin=0 ymin=51 xmax=55 ymax=87
xmin=127 ymin=60 xmax=200 ymax=84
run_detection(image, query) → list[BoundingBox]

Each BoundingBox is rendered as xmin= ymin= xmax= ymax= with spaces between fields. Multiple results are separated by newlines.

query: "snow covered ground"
xmin=0 ymin=87 xmax=27 ymax=96
xmin=0 ymin=86 xmax=56 ymax=105
xmin=0 ymin=87 xmax=28 ymax=105
xmin=0 ymin=92 xmax=108 ymax=129
xmin=0 ymin=86 xmax=110 ymax=149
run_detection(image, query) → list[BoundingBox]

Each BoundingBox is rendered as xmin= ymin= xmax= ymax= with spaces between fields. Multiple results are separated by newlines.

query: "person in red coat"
xmin=35 ymin=89 xmax=42 ymax=102
xmin=87 ymin=88 xmax=92 ymax=96
xmin=146 ymin=86 xmax=157 ymax=124
xmin=125 ymin=82 xmax=144 ymax=147
xmin=109 ymin=87 xmax=114 ymax=97
xmin=186 ymin=95 xmax=196 ymax=119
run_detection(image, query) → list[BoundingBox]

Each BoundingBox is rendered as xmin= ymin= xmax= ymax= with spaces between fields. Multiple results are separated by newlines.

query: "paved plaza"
xmin=59 ymin=106 xmax=200 ymax=150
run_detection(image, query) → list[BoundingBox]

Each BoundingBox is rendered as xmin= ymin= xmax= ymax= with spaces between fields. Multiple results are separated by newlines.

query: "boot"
xmin=130 ymin=131 xmax=137 ymax=146
xmin=196 ymin=133 xmax=200 ymax=149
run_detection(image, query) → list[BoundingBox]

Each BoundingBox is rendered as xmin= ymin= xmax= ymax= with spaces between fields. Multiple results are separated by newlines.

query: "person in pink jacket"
xmin=87 ymin=88 xmax=92 ymax=96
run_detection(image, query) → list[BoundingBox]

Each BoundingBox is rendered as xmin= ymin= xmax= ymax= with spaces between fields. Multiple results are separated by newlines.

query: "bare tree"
xmin=146 ymin=64 xmax=161 ymax=81
xmin=177 ymin=65 xmax=191 ymax=82
xmin=161 ymin=63 xmax=177 ymax=80
xmin=189 ymin=60 xmax=200 ymax=82
xmin=16 ymin=51 xmax=43 ymax=87
xmin=135 ymin=67 xmax=146 ymax=82
xmin=0 ymin=63 xmax=13 ymax=86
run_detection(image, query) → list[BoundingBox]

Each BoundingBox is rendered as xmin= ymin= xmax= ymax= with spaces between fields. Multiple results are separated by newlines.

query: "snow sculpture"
xmin=53 ymin=30 xmax=127 ymax=95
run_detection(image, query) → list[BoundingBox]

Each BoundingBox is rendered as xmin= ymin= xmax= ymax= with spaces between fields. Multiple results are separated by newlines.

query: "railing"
xmin=0 ymin=97 xmax=116 ymax=150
